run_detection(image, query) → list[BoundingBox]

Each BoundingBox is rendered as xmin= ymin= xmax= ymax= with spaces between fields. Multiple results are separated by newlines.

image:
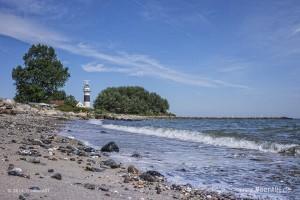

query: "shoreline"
xmin=0 ymin=103 xmax=243 ymax=199
xmin=95 ymin=113 xmax=294 ymax=121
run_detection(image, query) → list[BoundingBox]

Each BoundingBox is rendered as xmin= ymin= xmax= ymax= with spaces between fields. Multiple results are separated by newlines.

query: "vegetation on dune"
xmin=94 ymin=86 xmax=170 ymax=115
xmin=12 ymin=44 xmax=70 ymax=103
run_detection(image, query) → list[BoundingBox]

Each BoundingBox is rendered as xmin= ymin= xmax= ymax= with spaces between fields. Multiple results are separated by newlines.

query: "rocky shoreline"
xmin=0 ymin=100 xmax=248 ymax=200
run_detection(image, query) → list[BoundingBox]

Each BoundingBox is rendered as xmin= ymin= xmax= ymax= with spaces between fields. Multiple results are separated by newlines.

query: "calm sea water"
xmin=59 ymin=118 xmax=300 ymax=199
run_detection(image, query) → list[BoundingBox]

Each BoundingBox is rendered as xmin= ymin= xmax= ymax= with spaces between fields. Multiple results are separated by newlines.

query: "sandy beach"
xmin=0 ymin=102 xmax=239 ymax=200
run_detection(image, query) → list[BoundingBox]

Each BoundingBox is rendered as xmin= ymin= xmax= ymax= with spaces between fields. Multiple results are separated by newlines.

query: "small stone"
xmin=70 ymin=158 xmax=76 ymax=161
xmin=29 ymin=186 xmax=40 ymax=190
xmin=123 ymin=175 xmax=131 ymax=183
xmin=128 ymin=165 xmax=139 ymax=174
xmin=156 ymin=186 xmax=162 ymax=194
xmin=8 ymin=167 xmax=22 ymax=176
xmin=48 ymin=169 xmax=54 ymax=173
xmin=99 ymin=186 xmax=109 ymax=192
xmin=102 ymin=159 xmax=120 ymax=168
xmin=83 ymin=146 xmax=95 ymax=152
xmin=131 ymin=152 xmax=141 ymax=158
xmin=8 ymin=163 xmax=14 ymax=170
xmin=84 ymin=183 xmax=96 ymax=190
xmin=18 ymin=195 xmax=26 ymax=200
xmin=85 ymin=166 xmax=105 ymax=172
xmin=28 ymin=158 xmax=40 ymax=164
xmin=51 ymin=173 xmax=62 ymax=180
xmin=139 ymin=171 xmax=164 ymax=182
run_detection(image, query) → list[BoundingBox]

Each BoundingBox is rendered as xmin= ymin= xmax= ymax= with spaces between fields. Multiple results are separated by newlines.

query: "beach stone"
xmin=123 ymin=175 xmax=131 ymax=183
xmin=99 ymin=186 xmax=109 ymax=192
xmin=87 ymin=159 xmax=96 ymax=164
xmin=18 ymin=195 xmax=26 ymax=200
xmin=102 ymin=159 xmax=120 ymax=168
xmin=128 ymin=165 xmax=139 ymax=174
xmin=8 ymin=163 xmax=14 ymax=170
xmin=8 ymin=167 xmax=23 ymax=176
xmin=83 ymin=146 xmax=95 ymax=152
xmin=140 ymin=171 xmax=164 ymax=182
xmin=101 ymin=142 xmax=119 ymax=152
xmin=28 ymin=158 xmax=40 ymax=164
xmin=131 ymin=152 xmax=142 ymax=158
xmin=156 ymin=186 xmax=162 ymax=194
xmin=51 ymin=173 xmax=62 ymax=180
xmin=84 ymin=183 xmax=96 ymax=190
xmin=279 ymin=146 xmax=300 ymax=156
xmin=29 ymin=186 xmax=40 ymax=190
xmin=85 ymin=166 xmax=105 ymax=172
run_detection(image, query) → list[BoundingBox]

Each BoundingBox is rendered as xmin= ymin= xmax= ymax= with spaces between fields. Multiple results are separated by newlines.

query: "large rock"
xmin=101 ymin=142 xmax=119 ymax=152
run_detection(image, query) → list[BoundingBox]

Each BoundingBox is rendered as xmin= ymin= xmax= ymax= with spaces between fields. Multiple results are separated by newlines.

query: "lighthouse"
xmin=83 ymin=80 xmax=91 ymax=108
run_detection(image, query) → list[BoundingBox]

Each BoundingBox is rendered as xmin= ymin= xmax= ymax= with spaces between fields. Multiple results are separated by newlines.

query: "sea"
xmin=59 ymin=118 xmax=300 ymax=199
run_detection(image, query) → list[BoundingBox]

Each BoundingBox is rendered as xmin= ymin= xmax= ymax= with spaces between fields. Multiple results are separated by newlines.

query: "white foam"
xmin=87 ymin=119 xmax=103 ymax=125
xmin=102 ymin=124 xmax=298 ymax=153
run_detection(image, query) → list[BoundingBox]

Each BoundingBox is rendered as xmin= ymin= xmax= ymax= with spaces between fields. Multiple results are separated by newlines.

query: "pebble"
xmin=102 ymin=159 xmax=120 ymax=168
xmin=84 ymin=183 xmax=96 ymax=190
xmin=48 ymin=169 xmax=54 ymax=173
xmin=51 ymin=173 xmax=62 ymax=180
xmin=128 ymin=165 xmax=139 ymax=174
xmin=29 ymin=186 xmax=40 ymax=190
xmin=99 ymin=186 xmax=109 ymax=192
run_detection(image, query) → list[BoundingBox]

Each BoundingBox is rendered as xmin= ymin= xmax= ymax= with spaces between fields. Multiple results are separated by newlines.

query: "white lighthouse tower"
xmin=83 ymin=80 xmax=91 ymax=108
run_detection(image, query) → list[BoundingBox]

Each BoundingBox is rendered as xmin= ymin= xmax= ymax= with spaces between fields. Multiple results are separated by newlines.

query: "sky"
xmin=0 ymin=0 xmax=300 ymax=118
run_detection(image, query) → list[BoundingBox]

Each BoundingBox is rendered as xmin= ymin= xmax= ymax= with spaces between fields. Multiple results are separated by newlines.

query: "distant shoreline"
xmin=95 ymin=113 xmax=294 ymax=121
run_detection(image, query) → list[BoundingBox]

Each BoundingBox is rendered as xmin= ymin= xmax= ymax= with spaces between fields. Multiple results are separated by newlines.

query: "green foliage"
xmin=12 ymin=44 xmax=70 ymax=103
xmin=56 ymin=104 xmax=90 ymax=113
xmin=48 ymin=90 xmax=67 ymax=101
xmin=64 ymin=95 xmax=78 ymax=107
xmin=94 ymin=86 xmax=170 ymax=115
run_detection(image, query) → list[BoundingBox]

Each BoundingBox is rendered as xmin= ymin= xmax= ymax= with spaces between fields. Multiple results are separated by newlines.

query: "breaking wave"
xmin=101 ymin=124 xmax=299 ymax=154
xmin=88 ymin=119 xmax=103 ymax=125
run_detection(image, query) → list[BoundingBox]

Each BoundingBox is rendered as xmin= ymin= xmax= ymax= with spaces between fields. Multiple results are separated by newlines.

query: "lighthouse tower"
xmin=83 ymin=80 xmax=91 ymax=108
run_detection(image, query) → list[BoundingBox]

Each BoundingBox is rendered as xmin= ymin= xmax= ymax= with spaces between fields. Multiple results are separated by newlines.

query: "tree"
xmin=94 ymin=86 xmax=170 ymax=115
xmin=64 ymin=95 xmax=78 ymax=107
xmin=12 ymin=44 xmax=70 ymax=103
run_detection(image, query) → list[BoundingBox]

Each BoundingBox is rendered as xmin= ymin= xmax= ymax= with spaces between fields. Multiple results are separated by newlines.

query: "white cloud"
xmin=0 ymin=12 xmax=248 ymax=89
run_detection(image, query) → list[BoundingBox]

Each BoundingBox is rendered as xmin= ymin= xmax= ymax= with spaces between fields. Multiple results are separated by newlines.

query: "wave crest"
xmin=102 ymin=124 xmax=298 ymax=154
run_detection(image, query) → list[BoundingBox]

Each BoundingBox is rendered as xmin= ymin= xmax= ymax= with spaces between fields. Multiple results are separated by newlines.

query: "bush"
xmin=94 ymin=86 xmax=169 ymax=115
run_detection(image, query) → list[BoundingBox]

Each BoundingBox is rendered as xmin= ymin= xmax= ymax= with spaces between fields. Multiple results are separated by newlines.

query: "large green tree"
xmin=94 ymin=86 xmax=170 ymax=115
xmin=12 ymin=44 xmax=70 ymax=103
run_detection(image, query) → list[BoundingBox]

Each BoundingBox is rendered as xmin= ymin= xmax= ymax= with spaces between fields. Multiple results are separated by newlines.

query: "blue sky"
xmin=0 ymin=0 xmax=300 ymax=117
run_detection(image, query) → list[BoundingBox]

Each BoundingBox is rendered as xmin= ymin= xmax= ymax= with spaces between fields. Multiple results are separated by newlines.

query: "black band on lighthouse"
xmin=84 ymin=95 xmax=90 ymax=102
